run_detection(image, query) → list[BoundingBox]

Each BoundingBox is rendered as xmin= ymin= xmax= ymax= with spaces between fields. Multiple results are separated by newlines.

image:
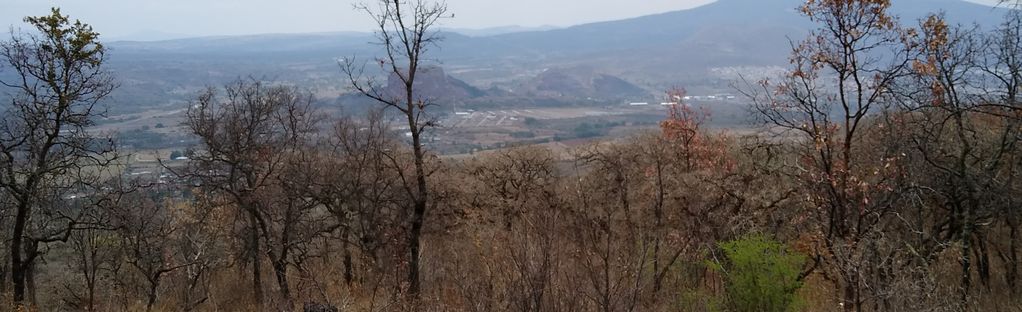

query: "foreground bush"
xmin=712 ymin=235 xmax=805 ymax=312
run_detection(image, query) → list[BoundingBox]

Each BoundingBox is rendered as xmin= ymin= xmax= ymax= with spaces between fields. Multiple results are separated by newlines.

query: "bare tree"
xmin=469 ymin=146 xmax=558 ymax=231
xmin=893 ymin=12 xmax=1022 ymax=305
xmin=312 ymin=110 xmax=403 ymax=287
xmin=63 ymin=191 xmax=123 ymax=312
xmin=981 ymin=8 xmax=1022 ymax=294
xmin=567 ymin=143 xmax=645 ymax=312
xmin=267 ymin=136 xmax=339 ymax=308
xmin=113 ymin=190 xmax=189 ymax=312
xmin=467 ymin=146 xmax=561 ymax=311
xmin=181 ymin=78 xmax=319 ymax=309
xmin=168 ymin=194 xmax=228 ymax=312
xmin=997 ymin=0 xmax=1021 ymax=8
xmin=0 ymin=8 xmax=116 ymax=306
xmin=900 ymin=15 xmax=992 ymax=305
xmin=341 ymin=0 xmax=450 ymax=298
xmin=981 ymin=9 xmax=1022 ymax=111
xmin=743 ymin=1 xmax=916 ymax=310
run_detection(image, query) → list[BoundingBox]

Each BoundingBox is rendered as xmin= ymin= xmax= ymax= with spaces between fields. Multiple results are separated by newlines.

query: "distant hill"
xmin=107 ymin=0 xmax=1007 ymax=63
xmin=384 ymin=66 xmax=486 ymax=102
xmin=488 ymin=0 xmax=807 ymax=58
xmin=475 ymin=0 xmax=1007 ymax=82
xmin=107 ymin=30 xmax=196 ymax=42
xmin=99 ymin=0 xmax=1011 ymax=112
xmin=366 ymin=65 xmax=648 ymax=111
xmin=110 ymin=32 xmax=374 ymax=56
xmin=512 ymin=66 xmax=649 ymax=100
xmin=487 ymin=0 xmax=1003 ymax=54
xmin=441 ymin=25 xmax=561 ymax=37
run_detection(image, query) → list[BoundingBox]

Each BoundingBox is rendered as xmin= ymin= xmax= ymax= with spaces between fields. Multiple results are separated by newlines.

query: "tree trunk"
xmin=1009 ymin=220 xmax=1019 ymax=294
xmin=842 ymin=272 xmax=859 ymax=312
xmin=342 ymin=240 xmax=354 ymax=285
xmin=9 ymin=261 xmax=23 ymax=306
xmin=249 ymin=214 xmax=264 ymax=307
xmin=10 ymin=200 xmax=29 ymax=304
xmin=652 ymin=158 xmax=665 ymax=294
xmin=87 ymin=268 xmax=97 ymax=312
xmin=407 ymin=198 xmax=426 ymax=297
xmin=976 ymin=237 xmax=991 ymax=289
xmin=961 ymin=224 xmax=972 ymax=306
xmin=145 ymin=276 xmax=160 ymax=312
xmin=273 ymin=259 xmax=292 ymax=309
xmin=88 ymin=283 xmax=96 ymax=312
xmin=407 ymin=128 xmax=429 ymax=298
xmin=26 ymin=258 xmax=37 ymax=308
xmin=0 ymin=262 xmax=7 ymax=296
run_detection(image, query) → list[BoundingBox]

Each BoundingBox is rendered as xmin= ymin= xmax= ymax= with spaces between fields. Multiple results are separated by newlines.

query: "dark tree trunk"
xmin=26 ymin=257 xmax=37 ymax=308
xmin=87 ymin=279 xmax=96 ymax=312
xmin=273 ymin=259 xmax=292 ymax=309
xmin=0 ymin=263 xmax=6 ymax=295
xmin=10 ymin=199 xmax=29 ymax=304
xmin=976 ymin=237 xmax=991 ymax=289
xmin=651 ymin=158 xmax=665 ymax=294
xmin=342 ymin=241 xmax=354 ymax=285
xmin=145 ymin=275 xmax=160 ymax=312
xmin=86 ymin=262 xmax=97 ymax=312
xmin=407 ymin=198 xmax=426 ymax=297
xmin=249 ymin=214 xmax=264 ymax=307
xmin=961 ymin=228 xmax=972 ymax=306
xmin=1009 ymin=220 xmax=1020 ymax=294
xmin=9 ymin=259 xmax=23 ymax=306
xmin=407 ymin=127 xmax=429 ymax=298
xmin=842 ymin=272 xmax=860 ymax=312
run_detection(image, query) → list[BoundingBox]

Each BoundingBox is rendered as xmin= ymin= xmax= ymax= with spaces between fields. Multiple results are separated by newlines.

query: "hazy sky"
xmin=0 ymin=0 xmax=1005 ymax=40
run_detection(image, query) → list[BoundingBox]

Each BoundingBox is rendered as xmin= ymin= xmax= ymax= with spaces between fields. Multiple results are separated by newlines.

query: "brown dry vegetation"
xmin=3 ymin=1 xmax=1022 ymax=312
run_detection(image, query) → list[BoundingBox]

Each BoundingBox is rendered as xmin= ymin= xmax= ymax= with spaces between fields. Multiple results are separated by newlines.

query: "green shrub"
xmin=710 ymin=235 xmax=805 ymax=312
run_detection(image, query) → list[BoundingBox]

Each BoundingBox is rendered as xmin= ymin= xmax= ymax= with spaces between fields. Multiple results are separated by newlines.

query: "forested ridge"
xmin=2 ymin=1 xmax=1022 ymax=311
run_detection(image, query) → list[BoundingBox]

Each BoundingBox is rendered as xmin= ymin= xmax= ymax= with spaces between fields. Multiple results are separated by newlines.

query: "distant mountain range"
xmin=372 ymin=65 xmax=647 ymax=108
xmin=464 ymin=0 xmax=1007 ymax=82
xmin=101 ymin=0 xmax=1012 ymax=112
xmin=441 ymin=25 xmax=561 ymax=37
xmin=107 ymin=30 xmax=196 ymax=42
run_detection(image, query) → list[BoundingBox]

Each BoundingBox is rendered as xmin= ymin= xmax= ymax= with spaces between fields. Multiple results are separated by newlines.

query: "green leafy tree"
xmin=711 ymin=235 xmax=805 ymax=312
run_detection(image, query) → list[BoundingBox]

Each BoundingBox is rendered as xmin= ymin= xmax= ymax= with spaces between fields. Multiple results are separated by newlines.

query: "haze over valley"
xmin=49 ymin=0 xmax=1008 ymax=154
xmin=2 ymin=0 xmax=1022 ymax=311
